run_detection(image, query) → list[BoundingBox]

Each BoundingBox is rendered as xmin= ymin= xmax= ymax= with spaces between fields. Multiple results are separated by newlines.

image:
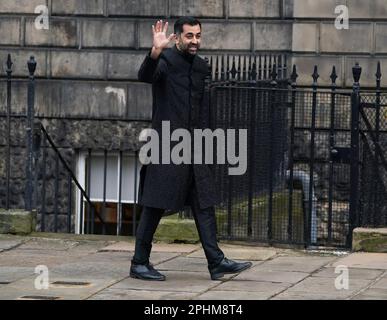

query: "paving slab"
xmin=0 ymin=239 xmax=26 ymax=251
xmin=371 ymin=276 xmax=387 ymax=289
xmin=156 ymin=257 xmax=261 ymax=273
xmin=272 ymin=277 xmax=372 ymax=300
xmin=233 ymin=267 xmax=309 ymax=284
xmin=186 ymin=244 xmax=278 ymax=261
xmin=49 ymin=261 xmax=130 ymax=280
xmin=0 ymin=267 xmax=35 ymax=283
xmin=88 ymin=288 xmax=197 ymax=300
xmin=16 ymin=238 xmax=80 ymax=251
xmin=68 ymin=241 xmax=112 ymax=254
xmin=213 ymin=280 xmax=290 ymax=295
xmin=195 ymin=290 xmax=273 ymax=300
xmin=330 ymin=253 xmax=387 ymax=270
xmin=77 ymin=251 xmax=181 ymax=266
xmin=99 ymin=241 xmax=200 ymax=253
xmin=78 ymin=251 xmax=131 ymax=263
xmin=110 ymin=271 xmax=221 ymax=293
xmin=311 ymin=267 xmax=384 ymax=280
xmin=0 ymin=249 xmax=87 ymax=267
xmin=156 ymin=257 xmax=210 ymax=273
xmin=0 ymin=275 xmax=117 ymax=300
xmin=352 ymin=288 xmax=387 ymax=300
xmin=257 ymin=255 xmax=337 ymax=273
xmin=146 ymin=252 xmax=184 ymax=265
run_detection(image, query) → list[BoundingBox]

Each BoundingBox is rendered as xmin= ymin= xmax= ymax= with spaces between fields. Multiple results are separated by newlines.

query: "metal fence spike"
xmin=330 ymin=66 xmax=338 ymax=84
xmin=312 ymin=65 xmax=319 ymax=84
xmin=230 ymin=56 xmax=237 ymax=79
xmin=6 ymin=54 xmax=13 ymax=73
xmin=290 ymin=65 xmax=298 ymax=84
xmin=28 ymin=56 xmax=37 ymax=76
xmin=352 ymin=62 xmax=362 ymax=84
xmin=376 ymin=61 xmax=381 ymax=81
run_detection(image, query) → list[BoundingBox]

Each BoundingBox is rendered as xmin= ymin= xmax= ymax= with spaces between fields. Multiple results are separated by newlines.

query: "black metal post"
xmin=308 ymin=65 xmax=319 ymax=247
xmin=373 ymin=62 xmax=381 ymax=226
xmin=80 ymin=194 xmax=84 ymax=234
xmin=268 ymin=64 xmax=278 ymax=242
xmin=32 ymin=122 xmax=41 ymax=211
xmin=102 ymin=149 xmax=108 ymax=234
xmin=41 ymin=134 xmax=47 ymax=231
xmin=247 ymin=61 xmax=257 ymax=238
xmin=287 ymin=65 xmax=298 ymax=242
xmin=348 ymin=62 xmax=362 ymax=248
xmin=54 ymin=153 xmax=59 ymax=232
xmin=86 ymin=149 xmax=92 ymax=234
xmin=25 ymin=56 xmax=37 ymax=211
xmin=227 ymin=85 xmax=235 ymax=238
xmin=118 ymin=150 xmax=123 ymax=235
xmin=221 ymin=54 xmax=225 ymax=81
xmin=328 ymin=66 xmax=338 ymax=243
xmin=6 ymin=54 xmax=13 ymax=210
xmin=67 ymin=173 xmax=72 ymax=233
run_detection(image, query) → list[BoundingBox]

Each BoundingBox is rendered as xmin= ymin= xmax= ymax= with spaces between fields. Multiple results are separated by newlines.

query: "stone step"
xmin=352 ymin=227 xmax=387 ymax=253
xmin=0 ymin=209 xmax=36 ymax=235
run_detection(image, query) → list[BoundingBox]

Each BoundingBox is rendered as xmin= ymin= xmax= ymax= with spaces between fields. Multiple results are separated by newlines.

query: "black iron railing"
xmin=0 ymin=55 xmax=141 ymax=235
xmin=209 ymin=58 xmax=387 ymax=248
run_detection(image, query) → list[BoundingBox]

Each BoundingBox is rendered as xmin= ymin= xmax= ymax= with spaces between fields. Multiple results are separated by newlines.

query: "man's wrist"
xmin=150 ymin=46 xmax=163 ymax=60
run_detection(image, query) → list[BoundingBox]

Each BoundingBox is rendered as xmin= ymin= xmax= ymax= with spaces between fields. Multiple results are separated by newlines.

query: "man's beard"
xmin=178 ymin=42 xmax=200 ymax=55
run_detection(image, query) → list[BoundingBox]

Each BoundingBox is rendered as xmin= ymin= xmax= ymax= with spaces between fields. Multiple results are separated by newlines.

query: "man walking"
xmin=130 ymin=17 xmax=252 ymax=281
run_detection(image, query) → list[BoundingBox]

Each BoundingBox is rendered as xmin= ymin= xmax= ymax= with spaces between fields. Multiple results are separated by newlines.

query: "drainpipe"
xmin=286 ymin=170 xmax=317 ymax=244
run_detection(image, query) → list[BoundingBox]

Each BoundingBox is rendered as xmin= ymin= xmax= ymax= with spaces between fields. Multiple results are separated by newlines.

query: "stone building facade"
xmin=0 ymin=0 xmax=386 ymax=235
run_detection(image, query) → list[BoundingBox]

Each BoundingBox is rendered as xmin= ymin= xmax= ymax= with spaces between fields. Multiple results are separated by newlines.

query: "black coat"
xmin=137 ymin=45 xmax=219 ymax=211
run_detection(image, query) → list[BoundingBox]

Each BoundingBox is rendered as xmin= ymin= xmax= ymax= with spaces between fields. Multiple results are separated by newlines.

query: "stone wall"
xmin=291 ymin=0 xmax=387 ymax=87
xmin=0 ymin=0 xmax=293 ymax=119
xmin=1 ymin=0 xmax=385 ymax=116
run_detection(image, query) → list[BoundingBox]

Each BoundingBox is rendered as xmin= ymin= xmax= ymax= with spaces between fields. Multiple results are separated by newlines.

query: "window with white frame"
xmin=75 ymin=151 xmax=141 ymax=236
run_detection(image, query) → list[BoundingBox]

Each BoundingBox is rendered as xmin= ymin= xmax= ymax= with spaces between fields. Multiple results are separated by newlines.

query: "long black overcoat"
xmin=137 ymin=45 xmax=219 ymax=211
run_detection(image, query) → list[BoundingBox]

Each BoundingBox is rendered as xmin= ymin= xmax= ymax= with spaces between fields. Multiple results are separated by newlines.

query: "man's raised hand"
xmin=150 ymin=20 xmax=175 ymax=59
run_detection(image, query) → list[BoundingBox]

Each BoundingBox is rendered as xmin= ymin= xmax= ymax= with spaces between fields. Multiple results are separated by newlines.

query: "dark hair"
xmin=174 ymin=16 xmax=201 ymax=34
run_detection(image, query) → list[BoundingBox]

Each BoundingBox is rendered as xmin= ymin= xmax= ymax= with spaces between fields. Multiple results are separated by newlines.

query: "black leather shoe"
xmin=209 ymin=257 xmax=252 ymax=280
xmin=130 ymin=262 xmax=166 ymax=281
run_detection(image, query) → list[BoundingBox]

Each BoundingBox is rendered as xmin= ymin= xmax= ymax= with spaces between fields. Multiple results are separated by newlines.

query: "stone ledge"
xmin=352 ymin=227 xmax=387 ymax=253
xmin=0 ymin=209 xmax=37 ymax=235
xmin=154 ymin=214 xmax=200 ymax=244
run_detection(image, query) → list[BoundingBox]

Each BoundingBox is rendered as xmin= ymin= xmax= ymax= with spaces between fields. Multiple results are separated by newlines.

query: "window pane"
xmin=89 ymin=155 xmax=118 ymax=201
xmin=121 ymin=156 xmax=141 ymax=202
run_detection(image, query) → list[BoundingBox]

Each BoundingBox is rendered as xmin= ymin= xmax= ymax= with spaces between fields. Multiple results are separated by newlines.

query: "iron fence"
xmin=357 ymin=64 xmax=387 ymax=227
xmin=210 ymin=59 xmax=387 ymax=248
xmin=0 ymin=55 xmax=142 ymax=235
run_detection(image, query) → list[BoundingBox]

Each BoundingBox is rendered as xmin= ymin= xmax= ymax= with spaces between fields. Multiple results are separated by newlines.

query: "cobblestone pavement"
xmin=0 ymin=234 xmax=386 ymax=300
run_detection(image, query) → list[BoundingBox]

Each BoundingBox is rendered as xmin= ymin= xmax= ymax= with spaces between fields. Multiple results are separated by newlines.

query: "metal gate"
xmin=209 ymin=56 xmax=387 ymax=249
xmin=358 ymin=63 xmax=387 ymax=228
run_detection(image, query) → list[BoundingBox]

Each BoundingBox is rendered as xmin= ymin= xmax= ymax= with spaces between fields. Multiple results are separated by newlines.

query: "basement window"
xmin=75 ymin=151 xmax=141 ymax=236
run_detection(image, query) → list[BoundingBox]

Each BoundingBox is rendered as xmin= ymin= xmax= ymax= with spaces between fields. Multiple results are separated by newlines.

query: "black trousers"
xmin=132 ymin=172 xmax=224 ymax=269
